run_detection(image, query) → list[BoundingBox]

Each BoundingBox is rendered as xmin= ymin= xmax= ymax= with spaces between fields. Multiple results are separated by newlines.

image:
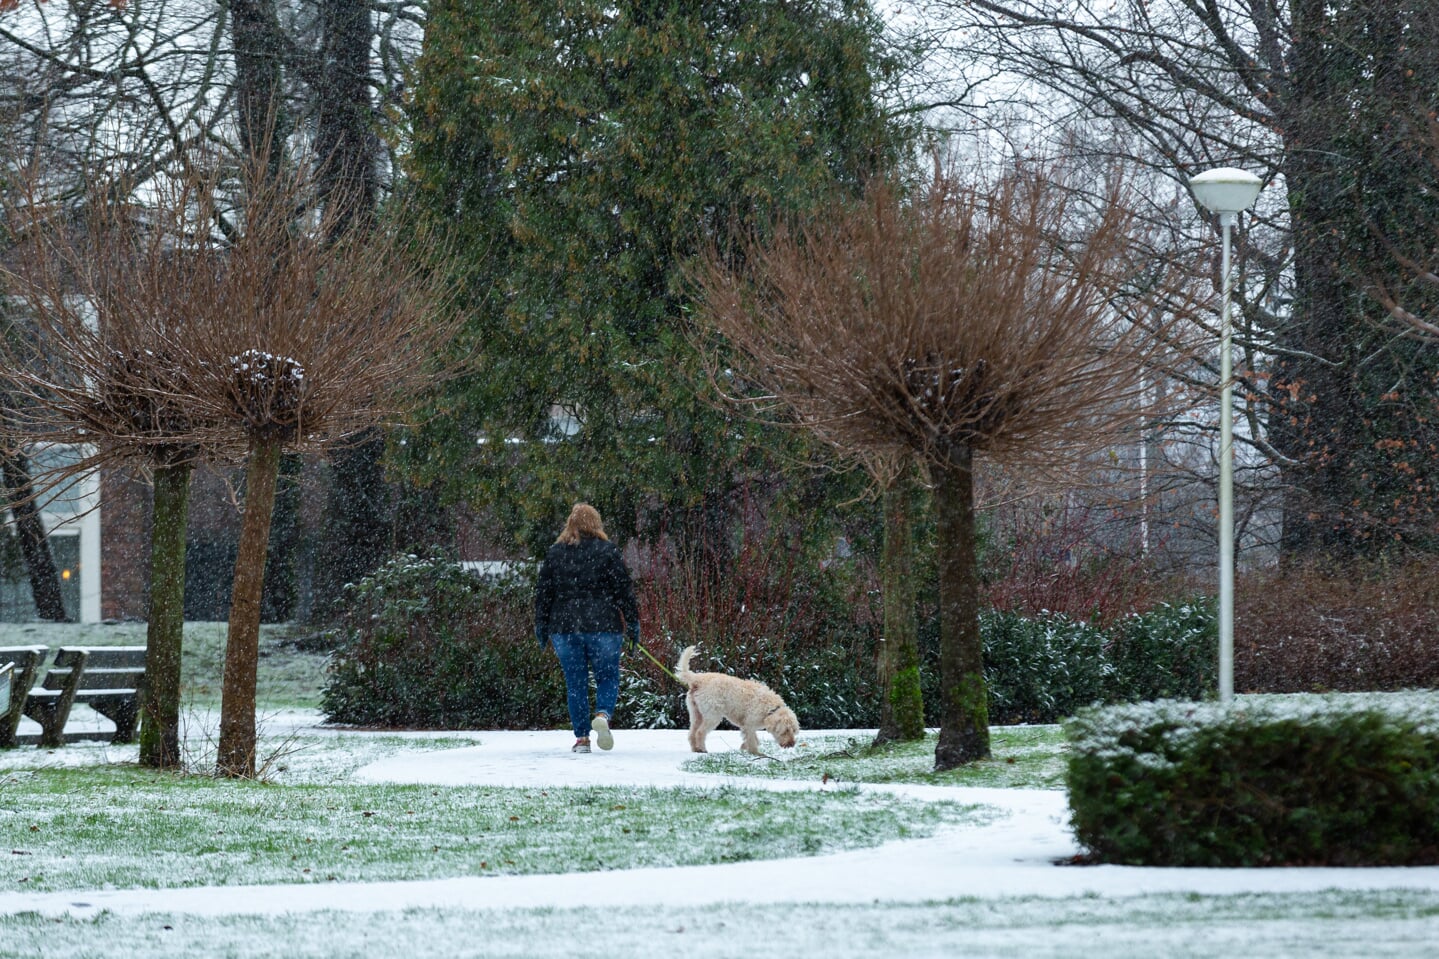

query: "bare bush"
xmin=1236 ymin=562 xmax=1439 ymax=693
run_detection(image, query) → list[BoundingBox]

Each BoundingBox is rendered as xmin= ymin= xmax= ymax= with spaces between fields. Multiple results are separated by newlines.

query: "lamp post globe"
xmin=1189 ymin=167 xmax=1263 ymax=702
xmin=1191 ymin=168 xmax=1264 ymax=220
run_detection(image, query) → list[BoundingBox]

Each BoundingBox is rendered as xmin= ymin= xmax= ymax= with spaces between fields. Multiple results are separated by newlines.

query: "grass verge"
xmin=684 ymin=727 xmax=1066 ymax=788
xmin=0 ymin=743 xmax=986 ymax=894
xmin=3 ymin=890 xmax=1439 ymax=958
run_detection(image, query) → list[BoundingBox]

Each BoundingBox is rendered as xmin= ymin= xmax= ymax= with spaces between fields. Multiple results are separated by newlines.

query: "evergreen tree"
xmin=401 ymin=0 xmax=914 ymax=555
xmin=1272 ymin=0 xmax=1439 ymax=557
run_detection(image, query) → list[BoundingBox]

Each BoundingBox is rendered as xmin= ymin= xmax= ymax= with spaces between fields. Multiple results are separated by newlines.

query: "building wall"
xmin=99 ymin=468 xmax=152 ymax=622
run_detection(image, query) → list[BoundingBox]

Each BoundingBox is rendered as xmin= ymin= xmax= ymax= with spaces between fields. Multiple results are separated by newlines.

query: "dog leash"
xmin=634 ymin=642 xmax=682 ymax=684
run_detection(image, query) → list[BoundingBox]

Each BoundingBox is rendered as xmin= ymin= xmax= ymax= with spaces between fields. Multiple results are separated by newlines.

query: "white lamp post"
xmin=1189 ymin=167 xmax=1263 ymax=702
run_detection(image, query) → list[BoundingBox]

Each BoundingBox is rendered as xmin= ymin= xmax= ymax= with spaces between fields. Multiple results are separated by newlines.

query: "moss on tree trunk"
xmin=218 ymin=437 xmax=283 ymax=777
xmin=875 ymin=467 xmax=924 ymax=745
xmin=933 ymin=449 xmax=990 ymax=770
xmin=139 ymin=462 xmax=191 ymax=768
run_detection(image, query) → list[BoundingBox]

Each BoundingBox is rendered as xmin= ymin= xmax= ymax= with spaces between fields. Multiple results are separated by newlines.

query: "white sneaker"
xmin=592 ymin=714 xmax=614 ymax=751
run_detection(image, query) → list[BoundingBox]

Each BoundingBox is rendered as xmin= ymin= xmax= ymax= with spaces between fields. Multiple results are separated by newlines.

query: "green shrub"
xmin=919 ymin=601 xmax=1216 ymax=726
xmin=1106 ymin=601 xmax=1216 ymax=702
xmin=321 ymin=555 xmax=567 ymax=729
xmin=1066 ymin=692 xmax=1439 ymax=866
xmin=323 ymin=555 xmax=1214 ymax=732
xmin=979 ymin=611 xmax=1110 ymax=725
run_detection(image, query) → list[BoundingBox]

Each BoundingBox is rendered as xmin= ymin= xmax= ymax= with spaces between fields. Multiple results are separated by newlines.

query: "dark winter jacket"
xmin=533 ymin=536 xmax=640 ymax=644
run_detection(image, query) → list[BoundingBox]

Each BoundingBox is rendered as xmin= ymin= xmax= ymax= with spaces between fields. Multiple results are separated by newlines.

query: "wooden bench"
xmin=0 ymin=661 xmax=13 ymax=728
xmin=3 ymin=645 xmax=147 ymax=748
xmin=1 ymin=645 xmax=48 ymax=748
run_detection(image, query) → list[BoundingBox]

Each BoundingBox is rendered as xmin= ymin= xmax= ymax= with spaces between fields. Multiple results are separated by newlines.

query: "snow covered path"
xmin=3 ymin=726 xmax=1439 ymax=919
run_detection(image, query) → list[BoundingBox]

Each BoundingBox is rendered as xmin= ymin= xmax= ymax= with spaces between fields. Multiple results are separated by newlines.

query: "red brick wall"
xmin=99 ymin=467 xmax=152 ymax=621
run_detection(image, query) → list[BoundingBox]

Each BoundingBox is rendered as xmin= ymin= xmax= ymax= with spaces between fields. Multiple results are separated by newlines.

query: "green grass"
xmin=3 ymin=890 xmax=1439 ymax=958
xmin=685 ymin=726 xmax=1067 ymax=789
xmin=2 ymin=621 xmax=328 ymax=709
xmin=0 ymin=739 xmax=987 ymax=894
xmin=5 ymin=625 xmax=1439 ymax=956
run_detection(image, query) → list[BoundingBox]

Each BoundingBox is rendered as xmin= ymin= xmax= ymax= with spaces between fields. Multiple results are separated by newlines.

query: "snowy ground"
xmin=3 ymin=717 xmax=1439 ymax=945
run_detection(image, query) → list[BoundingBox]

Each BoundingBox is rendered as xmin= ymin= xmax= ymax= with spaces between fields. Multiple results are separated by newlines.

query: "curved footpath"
xmin=3 ymin=726 xmax=1439 ymax=918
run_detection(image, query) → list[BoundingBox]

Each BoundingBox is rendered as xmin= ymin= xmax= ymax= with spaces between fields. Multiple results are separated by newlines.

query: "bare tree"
xmin=921 ymin=0 xmax=1439 ymax=560
xmin=2 ymin=0 xmax=433 ymax=622
xmin=1 ymin=168 xmax=239 ymax=765
xmin=696 ymin=165 xmax=1191 ymax=769
xmin=175 ymin=157 xmax=452 ymax=778
xmin=2 ymin=151 xmax=453 ymax=775
xmin=0 ymin=446 xmax=70 ymax=621
xmin=1 ymin=287 xmax=70 ymax=622
xmin=1366 ymin=115 xmax=1439 ymax=347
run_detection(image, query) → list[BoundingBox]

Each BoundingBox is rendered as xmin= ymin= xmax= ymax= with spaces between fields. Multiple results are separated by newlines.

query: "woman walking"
xmin=534 ymin=503 xmax=641 ymax=753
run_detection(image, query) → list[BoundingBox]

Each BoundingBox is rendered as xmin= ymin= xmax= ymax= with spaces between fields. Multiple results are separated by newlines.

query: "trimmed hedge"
xmin=951 ymin=601 xmax=1215 ymax=726
xmin=322 ymin=556 xmax=1216 ymax=731
xmin=1066 ymin=692 xmax=1439 ymax=866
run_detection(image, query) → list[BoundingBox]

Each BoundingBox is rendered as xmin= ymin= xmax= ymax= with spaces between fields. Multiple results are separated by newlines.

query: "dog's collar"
xmin=764 ymin=704 xmax=785 ymax=718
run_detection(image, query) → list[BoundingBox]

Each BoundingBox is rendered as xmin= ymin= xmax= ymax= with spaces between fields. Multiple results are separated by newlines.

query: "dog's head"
xmin=765 ymin=707 xmax=800 ymax=749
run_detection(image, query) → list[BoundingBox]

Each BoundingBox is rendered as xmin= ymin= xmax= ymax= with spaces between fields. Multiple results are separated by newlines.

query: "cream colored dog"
xmin=675 ymin=645 xmax=800 ymax=754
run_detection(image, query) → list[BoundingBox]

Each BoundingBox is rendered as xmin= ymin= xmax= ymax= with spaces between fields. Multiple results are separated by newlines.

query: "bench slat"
xmin=40 ymin=668 xmax=80 ymax=691
xmin=56 ymin=647 xmax=147 ymax=669
xmin=73 ymin=669 xmax=145 ymax=691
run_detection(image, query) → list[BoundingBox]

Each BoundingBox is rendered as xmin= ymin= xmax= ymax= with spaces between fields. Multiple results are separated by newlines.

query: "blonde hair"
xmin=556 ymin=502 xmax=609 ymax=545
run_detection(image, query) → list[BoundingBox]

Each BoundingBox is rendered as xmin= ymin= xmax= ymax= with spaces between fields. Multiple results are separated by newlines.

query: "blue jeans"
xmin=549 ymin=633 xmax=622 ymax=739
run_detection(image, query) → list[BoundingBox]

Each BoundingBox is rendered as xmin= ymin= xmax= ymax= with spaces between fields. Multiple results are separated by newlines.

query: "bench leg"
xmin=3 ymin=667 xmax=37 ymax=749
xmin=0 ymin=710 xmax=21 ymax=749
xmin=1 ymin=695 xmax=25 ymax=749
xmin=24 ymin=702 xmax=68 ymax=748
xmin=93 ymin=700 xmax=141 ymax=744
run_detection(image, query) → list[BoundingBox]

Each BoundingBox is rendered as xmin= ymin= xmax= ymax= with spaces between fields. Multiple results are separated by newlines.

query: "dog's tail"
xmin=674 ymin=645 xmax=698 ymax=683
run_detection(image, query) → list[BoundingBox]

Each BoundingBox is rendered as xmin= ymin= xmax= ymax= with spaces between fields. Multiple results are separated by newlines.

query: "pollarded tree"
xmin=167 ymin=157 xmax=454 ymax=778
xmin=696 ymin=165 xmax=1190 ymax=769
xmin=1 ymin=170 xmax=239 ymax=766
xmin=8 ymin=149 xmax=456 ymax=777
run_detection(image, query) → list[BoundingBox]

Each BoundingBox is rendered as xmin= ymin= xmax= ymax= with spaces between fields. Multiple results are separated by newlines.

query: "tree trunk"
xmin=932 ymin=448 xmax=990 ymax=770
xmin=1271 ymin=0 xmax=1361 ymax=563
xmin=217 ymin=437 xmax=283 ymax=778
xmin=875 ymin=466 xmax=923 ymax=745
xmin=1270 ymin=0 xmax=1439 ymax=561
xmin=314 ymin=431 xmax=391 ymax=622
xmin=261 ymin=453 xmax=300 ymax=622
xmin=139 ymin=462 xmax=192 ymax=768
xmin=315 ymin=0 xmax=378 ymax=236
xmin=231 ymin=0 xmax=288 ymax=174
xmin=1 ymin=451 xmax=69 ymax=622
xmin=308 ymin=0 xmax=387 ymax=622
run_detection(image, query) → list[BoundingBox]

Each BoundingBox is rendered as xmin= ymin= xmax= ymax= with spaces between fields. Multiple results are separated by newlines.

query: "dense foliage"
xmin=1235 ymin=560 xmax=1439 ymax=693
xmin=321 ymin=556 xmax=566 ymax=728
xmin=322 ymin=556 xmax=1215 ymax=730
xmin=1066 ymin=693 xmax=1439 ymax=866
xmin=1269 ymin=1 xmax=1439 ymax=558
xmin=398 ymin=0 xmax=913 ymax=552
